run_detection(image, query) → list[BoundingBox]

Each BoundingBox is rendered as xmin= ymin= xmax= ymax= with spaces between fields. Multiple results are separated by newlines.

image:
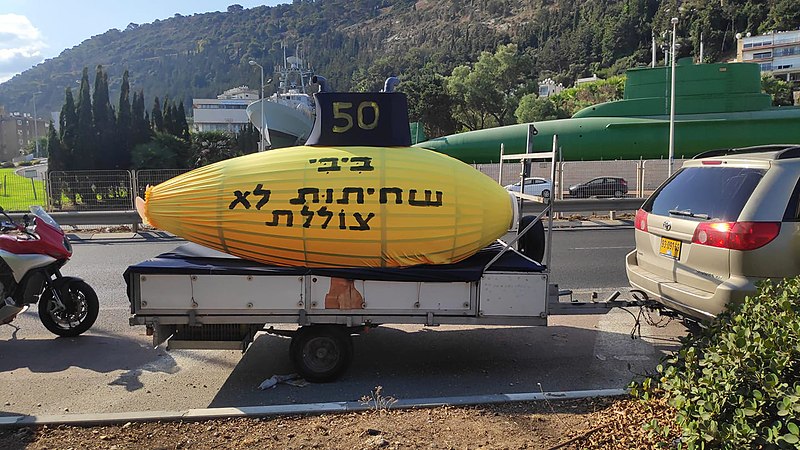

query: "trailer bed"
xmin=126 ymin=242 xmax=552 ymax=350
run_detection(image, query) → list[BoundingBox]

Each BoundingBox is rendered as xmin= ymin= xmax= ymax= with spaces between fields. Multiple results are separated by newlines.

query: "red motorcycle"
xmin=0 ymin=206 xmax=98 ymax=336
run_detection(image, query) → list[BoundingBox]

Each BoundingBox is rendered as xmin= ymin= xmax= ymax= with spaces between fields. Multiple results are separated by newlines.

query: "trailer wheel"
xmin=518 ymin=215 xmax=545 ymax=263
xmin=290 ymin=325 xmax=353 ymax=383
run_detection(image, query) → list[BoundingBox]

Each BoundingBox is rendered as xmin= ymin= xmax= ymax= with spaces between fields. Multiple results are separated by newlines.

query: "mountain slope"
xmin=0 ymin=0 xmax=795 ymax=116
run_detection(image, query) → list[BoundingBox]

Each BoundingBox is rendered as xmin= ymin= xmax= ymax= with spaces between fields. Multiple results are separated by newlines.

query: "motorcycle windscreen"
xmin=137 ymin=146 xmax=514 ymax=268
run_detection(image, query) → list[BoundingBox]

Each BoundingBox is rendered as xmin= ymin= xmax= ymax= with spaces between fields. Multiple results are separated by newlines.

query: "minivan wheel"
xmin=613 ymin=190 xmax=623 ymax=198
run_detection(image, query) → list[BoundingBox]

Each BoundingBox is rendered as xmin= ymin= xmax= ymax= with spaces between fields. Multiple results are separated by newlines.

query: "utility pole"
xmin=668 ymin=17 xmax=679 ymax=176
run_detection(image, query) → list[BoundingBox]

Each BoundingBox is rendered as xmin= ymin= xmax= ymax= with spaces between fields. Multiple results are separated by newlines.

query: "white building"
xmin=192 ymin=86 xmax=259 ymax=133
xmin=737 ymin=29 xmax=800 ymax=82
xmin=538 ymin=78 xmax=563 ymax=97
xmin=575 ymin=74 xmax=600 ymax=85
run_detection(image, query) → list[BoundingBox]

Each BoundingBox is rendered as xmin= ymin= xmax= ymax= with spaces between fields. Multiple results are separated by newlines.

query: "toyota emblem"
xmin=663 ymin=220 xmax=672 ymax=231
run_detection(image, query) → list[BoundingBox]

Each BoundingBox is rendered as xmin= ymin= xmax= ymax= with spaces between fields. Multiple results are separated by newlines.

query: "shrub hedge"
xmin=634 ymin=278 xmax=800 ymax=448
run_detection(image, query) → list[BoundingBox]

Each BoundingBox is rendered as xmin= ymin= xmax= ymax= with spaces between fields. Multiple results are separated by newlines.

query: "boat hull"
xmin=416 ymin=62 xmax=800 ymax=162
xmin=416 ymin=109 xmax=800 ymax=163
xmin=139 ymin=146 xmax=515 ymax=268
xmin=246 ymin=99 xmax=314 ymax=148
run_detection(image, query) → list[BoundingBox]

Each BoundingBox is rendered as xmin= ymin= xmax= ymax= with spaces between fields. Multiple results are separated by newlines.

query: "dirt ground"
xmin=0 ymin=396 xmax=679 ymax=450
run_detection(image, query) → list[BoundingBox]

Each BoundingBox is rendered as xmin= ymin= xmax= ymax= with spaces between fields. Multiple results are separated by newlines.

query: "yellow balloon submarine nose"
xmin=136 ymin=92 xmax=515 ymax=268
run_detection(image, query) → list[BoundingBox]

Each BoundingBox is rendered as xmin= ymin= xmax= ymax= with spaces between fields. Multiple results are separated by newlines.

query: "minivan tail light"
xmin=692 ymin=221 xmax=781 ymax=250
xmin=635 ymin=209 xmax=648 ymax=232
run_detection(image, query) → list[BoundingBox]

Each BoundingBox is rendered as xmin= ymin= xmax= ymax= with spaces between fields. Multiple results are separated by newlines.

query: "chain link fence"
xmin=133 ymin=169 xmax=191 ymax=199
xmin=641 ymin=159 xmax=688 ymax=195
xmin=47 ymin=171 xmax=134 ymax=211
xmin=476 ymin=158 xmax=686 ymax=200
xmin=44 ymin=169 xmax=193 ymax=211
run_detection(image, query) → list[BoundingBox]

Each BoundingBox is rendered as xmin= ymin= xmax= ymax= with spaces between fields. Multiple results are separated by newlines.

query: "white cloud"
xmin=0 ymin=14 xmax=47 ymax=82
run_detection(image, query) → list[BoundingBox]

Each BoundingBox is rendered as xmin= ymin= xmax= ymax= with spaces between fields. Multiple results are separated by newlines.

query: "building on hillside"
xmin=192 ymin=86 xmax=259 ymax=133
xmin=538 ymin=78 xmax=564 ymax=98
xmin=0 ymin=106 xmax=49 ymax=162
xmin=736 ymin=29 xmax=800 ymax=82
xmin=575 ymin=74 xmax=600 ymax=86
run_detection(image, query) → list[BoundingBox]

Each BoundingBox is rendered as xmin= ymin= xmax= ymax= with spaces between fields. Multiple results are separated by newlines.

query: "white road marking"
xmin=571 ymin=246 xmax=632 ymax=250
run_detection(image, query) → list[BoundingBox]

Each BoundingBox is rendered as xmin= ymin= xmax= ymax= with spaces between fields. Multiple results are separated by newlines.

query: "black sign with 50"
xmin=305 ymin=92 xmax=412 ymax=147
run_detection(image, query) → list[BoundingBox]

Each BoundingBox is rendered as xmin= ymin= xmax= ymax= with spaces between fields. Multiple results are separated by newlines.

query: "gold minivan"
xmin=626 ymin=145 xmax=800 ymax=321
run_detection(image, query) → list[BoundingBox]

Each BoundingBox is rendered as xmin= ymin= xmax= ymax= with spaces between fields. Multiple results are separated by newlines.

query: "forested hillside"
xmin=0 ymin=0 xmax=797 ymax=122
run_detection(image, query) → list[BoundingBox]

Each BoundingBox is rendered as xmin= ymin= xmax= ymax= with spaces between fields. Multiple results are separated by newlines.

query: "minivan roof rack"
xmin=692 ymin=144 xmax=800 ymax=160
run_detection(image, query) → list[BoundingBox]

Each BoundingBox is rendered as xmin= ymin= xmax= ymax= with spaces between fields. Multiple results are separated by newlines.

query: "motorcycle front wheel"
xmin=38 ymin=280 xmax=99 ymax=337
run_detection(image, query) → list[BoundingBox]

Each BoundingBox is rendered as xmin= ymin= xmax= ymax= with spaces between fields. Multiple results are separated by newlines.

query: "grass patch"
xmin=0 ymin=168 xmax=46 ymax=211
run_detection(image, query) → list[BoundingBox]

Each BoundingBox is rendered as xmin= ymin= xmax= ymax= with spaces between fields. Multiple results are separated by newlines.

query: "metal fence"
xmin=30 ymin=161 xmax=687 ymax=214
xmin=475 ymin=158 xmax=689 ymax=199
xmin=133 ymin=169 xmax=190 ymax=199
xmin=44 ymin=169 xmax=190 ymax=212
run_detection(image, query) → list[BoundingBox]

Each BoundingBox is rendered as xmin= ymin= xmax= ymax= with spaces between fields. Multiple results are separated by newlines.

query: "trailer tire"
xmin=290 ymin=325 xmax=353 ymax=383
xmin=518 ymin=215 xmax=545 ymax=263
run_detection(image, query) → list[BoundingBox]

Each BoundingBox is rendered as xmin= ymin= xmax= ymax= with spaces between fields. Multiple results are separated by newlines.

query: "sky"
xmin=0 ymin=0 xmax=284 ymax=83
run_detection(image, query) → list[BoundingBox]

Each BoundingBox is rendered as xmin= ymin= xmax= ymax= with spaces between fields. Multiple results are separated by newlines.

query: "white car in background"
xmin=504 ymin=177 xmax=552 ymax=198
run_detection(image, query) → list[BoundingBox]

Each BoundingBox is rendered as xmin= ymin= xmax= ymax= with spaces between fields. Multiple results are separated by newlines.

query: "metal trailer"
xmin=126 ymin=137 xmax=643 ymax=382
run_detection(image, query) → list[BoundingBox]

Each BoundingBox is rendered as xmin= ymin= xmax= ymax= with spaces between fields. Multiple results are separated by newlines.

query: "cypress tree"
xmin=152 ymin=96 xmax=164 ymax=132
xmin=163 ymin=99 xmax=176 ymax=136
xmin=116 ymin=70 xmax=132 ymax=169
xmin=131 ymin=90 xmax=151 ymax=146
xmin=59 ymin=87 xmax=78 ymax=167
xmin=75 ymin=67 xmax=95 ymax=170
xmin=47 ymin=121 xmax=66 ymax=171
xmin=176 ymin=102 xmax=190 ymax=141
xmin=93 ymin=65 xmax=115 ymax=169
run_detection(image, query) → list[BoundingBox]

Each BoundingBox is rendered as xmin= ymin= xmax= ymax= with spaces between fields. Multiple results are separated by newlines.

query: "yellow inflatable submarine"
xmin=136 ymin=92 xmax=515 ymax=268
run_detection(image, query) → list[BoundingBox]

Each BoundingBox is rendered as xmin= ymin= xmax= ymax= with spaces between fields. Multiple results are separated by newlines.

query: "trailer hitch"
xmin=549 ymin=289 xmax=669 ymax=339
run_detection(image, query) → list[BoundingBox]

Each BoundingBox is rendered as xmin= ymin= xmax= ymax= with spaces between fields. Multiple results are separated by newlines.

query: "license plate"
xmin=659 ymin=237 xmax=682 ymax=259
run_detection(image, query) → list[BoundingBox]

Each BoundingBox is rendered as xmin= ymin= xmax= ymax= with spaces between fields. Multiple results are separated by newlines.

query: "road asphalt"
xmin=1 ymin=220 xmax=639 ymax=428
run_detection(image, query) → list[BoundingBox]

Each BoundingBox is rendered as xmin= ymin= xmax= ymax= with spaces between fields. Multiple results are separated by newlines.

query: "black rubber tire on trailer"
xmin=517 ymin=215 xmax=546 ymax=263
xmin=290 ymin=325 xmax=353 ymax=383
xmin=38 ymin=279 xmax=99 ymax=337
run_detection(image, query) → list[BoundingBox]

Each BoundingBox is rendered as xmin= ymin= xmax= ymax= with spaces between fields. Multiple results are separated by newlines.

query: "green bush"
xmin=1 ymin=162 xmax=14 ymax=168
xmin=635 ymin=278 xmax=800 ymax=448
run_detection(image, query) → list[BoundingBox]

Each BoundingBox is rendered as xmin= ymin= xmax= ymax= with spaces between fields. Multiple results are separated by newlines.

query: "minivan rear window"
xmin=643 ymin=167 xmax=766 ymax=222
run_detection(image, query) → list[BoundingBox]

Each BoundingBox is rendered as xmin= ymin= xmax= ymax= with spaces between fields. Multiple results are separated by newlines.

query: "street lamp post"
xmin=32 ymin=92 xmax=40 ymax=158
xmin=668 ymin=17 xmax=678 ymax=176
xmin=248 ymin=60 xmax=268 ymax=152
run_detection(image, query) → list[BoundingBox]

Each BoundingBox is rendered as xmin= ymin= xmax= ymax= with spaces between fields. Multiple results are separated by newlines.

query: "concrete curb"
xmin=0 ymin=388 xmax=628 ymax=428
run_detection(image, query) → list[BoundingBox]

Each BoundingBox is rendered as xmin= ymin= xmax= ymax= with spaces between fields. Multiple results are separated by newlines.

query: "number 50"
xmin=332 ymin=101 xmax=380 ymax=133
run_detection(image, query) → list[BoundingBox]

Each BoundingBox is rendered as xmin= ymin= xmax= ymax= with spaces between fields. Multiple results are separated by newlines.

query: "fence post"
xmin=497 ymin=143 xmax=504 ymax=184
xmin=637 ymin=159 xmax=645 ymax=198
xmin=130 ymin=170 xmax=139 ymax=233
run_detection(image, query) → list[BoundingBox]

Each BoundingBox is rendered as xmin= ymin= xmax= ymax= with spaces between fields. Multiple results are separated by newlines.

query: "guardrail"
xmin=6 ymin=198 xmax=644 ymax=227
xmin=522 ymin=197 xmax=644 ymax=214
xmin=7 ymin=210 xmax=142 ymax=226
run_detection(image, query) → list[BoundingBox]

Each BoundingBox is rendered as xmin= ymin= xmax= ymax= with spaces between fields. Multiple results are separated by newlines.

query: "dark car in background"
xmin=568 ymin=177 xmax=628 ymax=198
